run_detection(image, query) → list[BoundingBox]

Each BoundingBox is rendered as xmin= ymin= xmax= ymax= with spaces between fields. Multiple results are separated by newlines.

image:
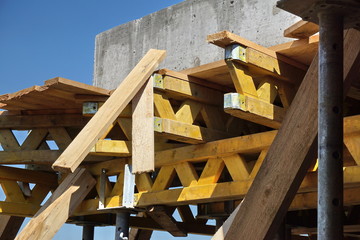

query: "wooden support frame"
xmin=52 ymin=49 xmax=166 ymax=173
xmin=211 ymin=28 xmax=360 ymax=240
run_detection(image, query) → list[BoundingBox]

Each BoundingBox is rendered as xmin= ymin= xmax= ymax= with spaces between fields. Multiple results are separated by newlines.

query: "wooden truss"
xmin=0 ymin=20 xmax=359 ymax=240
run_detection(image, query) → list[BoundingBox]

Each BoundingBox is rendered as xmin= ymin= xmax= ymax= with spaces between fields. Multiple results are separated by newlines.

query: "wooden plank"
xmin=155 ymin=117 xmax=231 ymax=144
xmin=147 ymin=206 xmax=187 ymax=237
xmin=283 ymin=20 xmax=319 ymax=39
xmin=0 ymin=150 xmax=61 ymax=164
xmin=15 ymin=168 xmax=96 ymax=240
xmin=212 ymin=28 xmax=360 ymax=240
xmin=180 ymin=60 xmax=234 ymax=87
xmin=52 ymin=49 xmax=166 ymax=172
xmin=44 ymin=77 xmax=110 ymax=96
xmin=132 ymin=78 xmax=154 ymax=173
xmin=269 ymin=35 xmax=319 ymax=65
xmin=207 ymin=31 xmax=308 ymax=71
xmin=0 ymin=215 xmax=24 ymax=240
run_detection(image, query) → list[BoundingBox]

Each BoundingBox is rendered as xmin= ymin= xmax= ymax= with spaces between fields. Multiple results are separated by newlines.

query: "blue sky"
xmin=0 ymin=0 xmax=212 ymax=239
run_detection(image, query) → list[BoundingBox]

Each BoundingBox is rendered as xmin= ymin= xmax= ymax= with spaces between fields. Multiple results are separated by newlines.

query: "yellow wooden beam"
xmin=175 ymin=100 xmax=203 ymax=124
xmin=226 ymin=60 xmax=258 ymax=97
xmin=90 ymin=140 xmax=131 ymax=157
xmin=154 ymin=117 xmax=231 ymax=144
xmin=154 ymin=74 xmax=223 ymax=106
xmin=224 ymin=93 xmax=286 ymax=129
xmin=155 ymin=130 xmax=276 ymax=167
xmin=153 ymin=92 xmax=176 ymax=120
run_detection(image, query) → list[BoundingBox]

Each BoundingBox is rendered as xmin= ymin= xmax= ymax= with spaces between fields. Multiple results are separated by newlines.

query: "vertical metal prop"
xmin=318 ymin=11 xmax=344 ymax=240
xmin=82 ymin=225 xmax=95 ymax=240
xmin=115 ymin=212 xmax=130 ymax=240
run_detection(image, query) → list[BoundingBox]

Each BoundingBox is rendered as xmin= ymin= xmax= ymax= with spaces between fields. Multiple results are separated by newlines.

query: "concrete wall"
xmin=93 ymin=0 xmax=300 ymax=89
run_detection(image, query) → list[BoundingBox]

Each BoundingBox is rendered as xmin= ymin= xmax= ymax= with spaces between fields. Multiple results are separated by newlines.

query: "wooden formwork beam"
xmin=212 ymin=29 xmax=360 ymax=240
xmin=52 ymin=49 xmax=166 ymax=173
xmin=283 ymin=20 xmax=319 ymax=39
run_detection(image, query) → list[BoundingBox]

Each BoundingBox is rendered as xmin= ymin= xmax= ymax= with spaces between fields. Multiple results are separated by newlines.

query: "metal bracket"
xmin=225 ymin=44 xmax=247 ymax=62
xmin=154 ymin=117 xmax=163 ymax=132
xmin=224 ymin=93 xmax=245 ymax=110
xmin=122 ymin=164 xmax=135 ymax=208
xmin=153 ymin=73 xmax=164 ymax=89
xmin=83 ymin=102 xmax=103 ymax=116
xmin=98 ymin=168 xmax=107 ymax=209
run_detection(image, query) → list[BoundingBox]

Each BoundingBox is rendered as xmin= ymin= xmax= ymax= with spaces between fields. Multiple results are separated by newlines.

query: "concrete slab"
xmin=93 ymin=0 xmax=300 ymax=89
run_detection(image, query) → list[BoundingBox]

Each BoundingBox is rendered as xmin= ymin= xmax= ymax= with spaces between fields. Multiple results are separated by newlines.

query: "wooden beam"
xmin=154 ymin=117 xmax=232 ymax=144
xmin=224 ymin=93 xmax=286 ymax=129
xmin=212 ymin=28 xmax=360 ymax=240
xmin=0 ymin=215 xmax=24 ymax=240
xmin=147 ymin=206 xmax=187 ymax=237
xmin=132 ymin=78 xmax=154 ymax=173
xmin=15 ymin=168 xmax=96 ymax=240
xmin=52 ymin=49 xmax=166 ymax=173
xmin=0 ymin=150 xmax=111 ymax=165
xmin=155 ymin=130 xmax=276 ymax=167
xmin=0 ymin=114 xmax=88 ymax=129
xmin=283 ymin=20 xmax=319 ymax=39
xmin=91 ymin=140 xmax=131 ymax=157
xmin=154 ymin=74 xmax=224 ymax=106
xmin=0 ymin=166 xmax=57 ymax=186
xmin=268 ymin=35 xmax=319 ymax=66
xmin=207 ymin=30 xmax=308 ymax=72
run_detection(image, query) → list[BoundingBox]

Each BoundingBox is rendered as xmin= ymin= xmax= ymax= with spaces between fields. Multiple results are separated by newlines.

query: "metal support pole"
xmin=115 ymin=212 xmax=130 ymax=240
xmin=318 ymin=10 xmax=344 ymax=240
xmin=82 ymin=225 xmax=95 ymax=240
